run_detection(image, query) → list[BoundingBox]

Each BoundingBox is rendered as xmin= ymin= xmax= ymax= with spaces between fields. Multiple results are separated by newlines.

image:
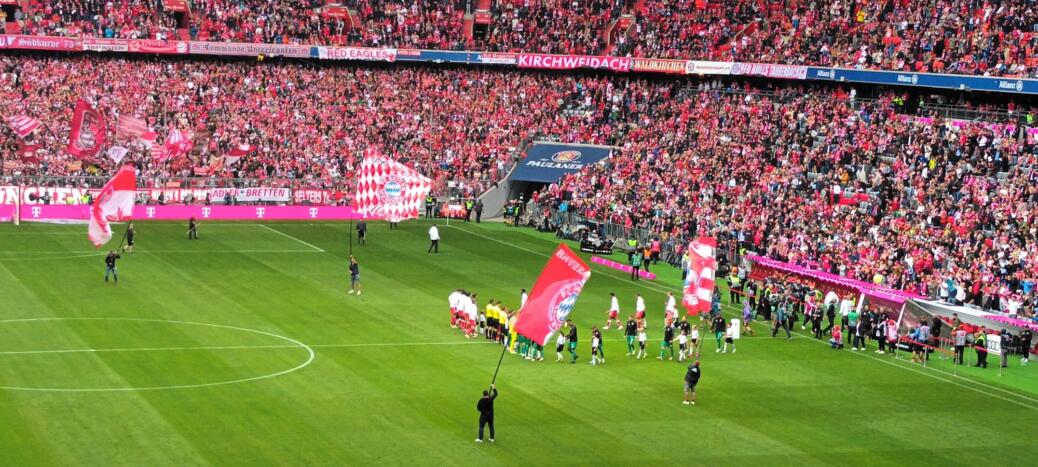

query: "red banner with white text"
xmin=517 ymin=53 xmax=632 ymax=72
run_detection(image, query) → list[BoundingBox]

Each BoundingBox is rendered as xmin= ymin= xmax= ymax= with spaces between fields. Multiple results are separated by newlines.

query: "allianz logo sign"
xmin=815 ymin=70 xmax=835 ymax=79
xmin=997 ymin=80 xmax=1025 ymax=92
xmin=896 ymin=74 xmax=919 ymax=85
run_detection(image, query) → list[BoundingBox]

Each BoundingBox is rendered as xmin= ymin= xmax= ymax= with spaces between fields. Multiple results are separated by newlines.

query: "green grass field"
xmin=1 ymin=220 xmax=1036 ymax=466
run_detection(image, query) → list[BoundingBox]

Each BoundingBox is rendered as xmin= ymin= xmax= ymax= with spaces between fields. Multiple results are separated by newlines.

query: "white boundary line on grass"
xmin=257 ymin=224 xmax=325 ymax=252
xmin=0 ymin=340 xmax=499 ymax=356
xmin=0 ymin=317 xmax=315 ymax=393
xmin=446 ymin=224 xmax=1038 ymax=411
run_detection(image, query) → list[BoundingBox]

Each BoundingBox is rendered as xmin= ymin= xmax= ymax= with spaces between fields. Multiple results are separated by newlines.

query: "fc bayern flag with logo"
xmin=88 ymin=165 xmax=137 ymax=248
xmin=682 ymin=237 xmax=717 ymax=315
xmin=354 ymin=156 xmax=432 ymax=222
xmin=513 ymin=244 xmax=592 ymax=345
xmin=67 ymin=99 xmax=107 ymax=159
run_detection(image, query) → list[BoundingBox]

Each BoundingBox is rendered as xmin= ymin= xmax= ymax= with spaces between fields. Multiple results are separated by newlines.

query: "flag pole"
xmin=349 ymin=218 xmax=353 ymax=257
xmin=115 ymin=222 xmax=130 ymax=251
xmin=489 ymin=341 xmax=508 ymax=387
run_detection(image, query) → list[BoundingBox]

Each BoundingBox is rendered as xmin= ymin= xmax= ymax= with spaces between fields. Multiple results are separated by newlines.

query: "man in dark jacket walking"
xmin=476 ymin=384 xmax=498 ymax=443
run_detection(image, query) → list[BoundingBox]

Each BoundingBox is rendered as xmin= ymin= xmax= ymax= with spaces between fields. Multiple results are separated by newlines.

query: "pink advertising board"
xmin=0 ymin=204 xmax=13 ymax=222
xmin=17 ymin=205 xmax=363 ymax=222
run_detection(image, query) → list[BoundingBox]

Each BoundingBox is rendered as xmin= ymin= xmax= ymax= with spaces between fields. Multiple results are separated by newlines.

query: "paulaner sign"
xmin=511 ymin=142 xmax=615 ymax=183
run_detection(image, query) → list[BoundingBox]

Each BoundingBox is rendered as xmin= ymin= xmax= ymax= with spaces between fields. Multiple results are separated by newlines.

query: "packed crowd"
xmin=6 ymin=0 xmax=1038 ymax=76
xmin=3 ymin=50 xmax=1038 ymax=313
xmin=0 ymin=54 xmax=634 ymax=194
xmin=536 ymin=83 xmax=1038 ymax=317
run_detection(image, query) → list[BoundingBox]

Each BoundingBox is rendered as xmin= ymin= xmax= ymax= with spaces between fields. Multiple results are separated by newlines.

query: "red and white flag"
xmin=107 ymin=145 xmax=129 ymax=164
xmin=115 ymin=114 xmax=148 ymax=140
xmin=513 ymin=244 xmax=592 ymax=346
xmin=682 ymin=237 xmax=717 ymax=316
xmin=6 ymin=115 xmax=42 ymax=138
xmin=67 ymin=99 xmax=107 ymax=159
xmin=88 ymin=165 xmax=137 ymax=248
xmin=354 ymin=156 xmax=432 ymax=222
xmin=228 ymin=143 xmax=256 ymax=158
xmin=163 ymin=128 xmax=193 ymax=159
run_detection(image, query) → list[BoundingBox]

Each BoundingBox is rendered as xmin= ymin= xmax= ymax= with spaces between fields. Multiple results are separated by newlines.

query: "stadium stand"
xmin=4 ymin=0 xmax=1036 ymax=76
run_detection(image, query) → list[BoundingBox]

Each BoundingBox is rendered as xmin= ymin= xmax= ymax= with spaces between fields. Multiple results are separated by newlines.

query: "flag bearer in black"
xmin=475 ymin=384 xmax=497 ymax=443
xmin=104 ymin=251 xmax=121 ymax=284
xmin=188 ymin=216 xmax=199 ymax=240
xmin=683 ymin=360 xmax=700 ymax=406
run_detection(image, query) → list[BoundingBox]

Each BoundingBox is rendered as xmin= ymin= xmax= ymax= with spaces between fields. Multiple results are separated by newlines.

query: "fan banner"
xmin=354 ymin=157 xmax=432 ymax=222
xmin=512 ymin=243 xmax=592 ymax=346
xmin=682 ymin=237 xmax=717 ymax=315
xmin=67 ymin=100 xmax=107 ymax=158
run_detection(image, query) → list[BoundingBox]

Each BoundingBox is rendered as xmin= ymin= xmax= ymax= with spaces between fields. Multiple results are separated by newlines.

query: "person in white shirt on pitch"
xmin=520 ymin=288 xmax=528 ymax=309
xmin=635 ymin=293 xmax=646 ymax=326
xmin=665 ymin=291 xmax=678 ymax=324
xmin=449 ymin=290 xmax=461 ymax=328
xmin=428 ymin=224 xmax=440 ymax=253
xmin=605 ymin=292 xmax=621 ymax=330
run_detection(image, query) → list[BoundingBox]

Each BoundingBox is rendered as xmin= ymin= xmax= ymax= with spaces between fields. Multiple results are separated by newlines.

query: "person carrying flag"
xmin=475 ymin=384 xmax=497 ymax=443
xmin=122 ymin=222 xmax=136 ymax=253
xmin=104 ymin=250 xmax=121 ymax=284
xmin=347 ymin=255 xmax=361 ymax=295
xmin=188 ymin=216 xmax=199 ymax=240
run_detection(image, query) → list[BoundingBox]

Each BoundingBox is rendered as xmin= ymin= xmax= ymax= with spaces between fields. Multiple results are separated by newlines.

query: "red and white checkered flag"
xmin=6 ymin=115 xmax=42 ymax=138
xmin=354 ymin=156 xmax=432 ymax=222
xmin=683 ymin=237 xmax=717 ymax=316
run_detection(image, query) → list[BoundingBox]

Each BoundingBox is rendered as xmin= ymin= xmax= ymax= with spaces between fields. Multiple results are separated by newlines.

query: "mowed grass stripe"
xmin=1 ymin=222 xmax=1037 ymax=466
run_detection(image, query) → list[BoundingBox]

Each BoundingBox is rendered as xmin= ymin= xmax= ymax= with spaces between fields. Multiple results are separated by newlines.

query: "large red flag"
xmin=88 ymin=165 xmax=137 ymax=248
xmin=513 ymin=244 xmax=592 ymax=345
xmin=67 ymin=100 xmax=107 ymax=158
xmin=682 ymin=237 xmax=717 ymax=315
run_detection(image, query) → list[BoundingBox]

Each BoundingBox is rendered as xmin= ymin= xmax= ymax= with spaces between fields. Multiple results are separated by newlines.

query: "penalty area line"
xmin=258 ymin=224 xmax=325 ymax=252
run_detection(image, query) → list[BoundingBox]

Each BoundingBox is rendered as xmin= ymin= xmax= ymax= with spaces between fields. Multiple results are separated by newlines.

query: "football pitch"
xmin=0 ymin=220 xmax=1036 ymax=466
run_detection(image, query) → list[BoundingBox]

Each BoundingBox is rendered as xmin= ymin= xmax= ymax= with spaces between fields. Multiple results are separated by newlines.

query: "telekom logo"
xmin=309 ymin=208 xmax=319 ymax=218
xmin=31 ymin=207 xmax=41 ymax=218
xmin=256 ymin=208 xmax=265 ymax=218
xmin=202 ymin=207 xmax=211 ymax=218
xmin=146 ymin=207 xmax=156 ymax=218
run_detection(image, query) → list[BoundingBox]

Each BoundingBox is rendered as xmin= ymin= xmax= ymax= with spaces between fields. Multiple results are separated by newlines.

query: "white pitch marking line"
xmin=0 ymin=317 xmax=315 ymax=393
xmin=0 ymin=340 xmax=498 ymax=356
xmin=447 ymin=224 xmax=1038 ymax=411
xmin=257 ymin=224 xmax=325 ymax=252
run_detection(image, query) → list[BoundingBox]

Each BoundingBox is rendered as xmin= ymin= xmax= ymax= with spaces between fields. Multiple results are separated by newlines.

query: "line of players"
xmin=448 ymin=288 xmax=740 ymax=366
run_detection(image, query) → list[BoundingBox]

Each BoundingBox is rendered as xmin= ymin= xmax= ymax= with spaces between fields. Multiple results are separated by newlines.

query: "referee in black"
xmin=476 ymin=384 xmax=497 ymax=443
